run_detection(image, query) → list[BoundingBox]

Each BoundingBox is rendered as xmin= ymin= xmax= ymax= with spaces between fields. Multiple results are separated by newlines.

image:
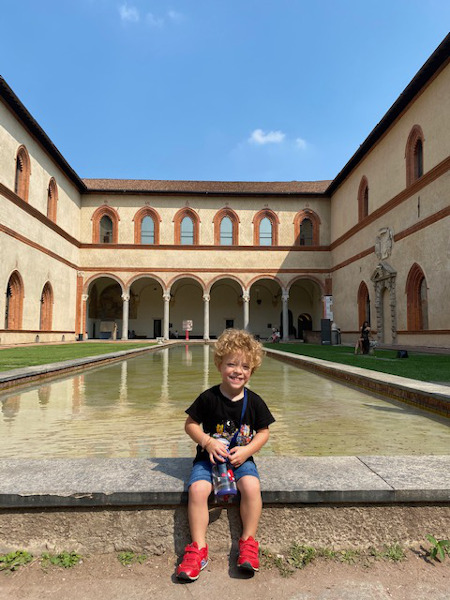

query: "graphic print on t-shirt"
xmin=213 ymin=420 xmax=252 ymax=446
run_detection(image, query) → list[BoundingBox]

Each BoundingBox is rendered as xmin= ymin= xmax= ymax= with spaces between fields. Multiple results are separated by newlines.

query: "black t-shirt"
xmin=186 ymin=385 xmax=275 ymax=463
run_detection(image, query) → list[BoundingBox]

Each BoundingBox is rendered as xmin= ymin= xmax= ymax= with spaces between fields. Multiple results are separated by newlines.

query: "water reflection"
xmin=0 ymin=345 xmax=448 ymax=459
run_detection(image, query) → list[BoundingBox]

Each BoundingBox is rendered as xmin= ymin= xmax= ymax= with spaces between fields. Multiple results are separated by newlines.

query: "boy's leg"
xmin=237 ymin=475 xmax=262 ymax=540
xmin=188 ymin=480 xmax=212 ymax=548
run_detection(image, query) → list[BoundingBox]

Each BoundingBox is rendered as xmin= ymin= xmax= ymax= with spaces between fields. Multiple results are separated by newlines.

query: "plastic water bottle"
xmin=211 ymin=438 xmax=237 ymax=500
xmin=212 ymin=461 xmax=238 ymax=500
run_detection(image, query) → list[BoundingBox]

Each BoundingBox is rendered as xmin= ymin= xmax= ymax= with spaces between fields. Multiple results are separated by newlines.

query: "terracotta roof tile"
xmin=82 ymin=178 xmax=332 ymax=195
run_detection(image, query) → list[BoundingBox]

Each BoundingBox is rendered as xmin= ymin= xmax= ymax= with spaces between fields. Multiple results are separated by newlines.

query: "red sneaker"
xmin=237 ymin=536 xmax=259 ymax=571
xmin=176 ymin=542 xmax=208 ymax=581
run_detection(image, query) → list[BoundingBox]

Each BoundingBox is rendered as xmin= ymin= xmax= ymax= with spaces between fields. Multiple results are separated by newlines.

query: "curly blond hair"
xmin=214 ymin=328 xmax=264 ymax=373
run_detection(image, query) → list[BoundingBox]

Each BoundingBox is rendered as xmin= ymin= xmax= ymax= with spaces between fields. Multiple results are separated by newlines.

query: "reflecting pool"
xmin=0 ymin=345 xmax=448 ymax=458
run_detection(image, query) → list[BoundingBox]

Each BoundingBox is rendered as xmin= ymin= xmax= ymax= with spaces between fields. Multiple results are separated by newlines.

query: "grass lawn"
xmin=264 ymin=343 xmax=450 ymax=383
xmin=0 ymin=342 xmax=155 ymax=372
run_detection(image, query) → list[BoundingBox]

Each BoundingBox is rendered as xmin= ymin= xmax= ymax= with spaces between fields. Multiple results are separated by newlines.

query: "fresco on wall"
xmin=89 ymin=284 xmax=137 ymax=319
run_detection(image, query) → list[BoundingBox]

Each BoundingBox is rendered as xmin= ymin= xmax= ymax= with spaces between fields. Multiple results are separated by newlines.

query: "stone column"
xmin=81 ymin=294 xmax=89 ymax=340
xmin=203 ymin=293 xmax=210 ymax=341
xmin=242 ymin=291 xmax=250 ymax=330
xmin=282 ymin=292 xmax=289 ymax=342
xmin=163 ymin=292 xmax=171 ymax=340
xmin=121 ymin=293 xmax=130 ymax=340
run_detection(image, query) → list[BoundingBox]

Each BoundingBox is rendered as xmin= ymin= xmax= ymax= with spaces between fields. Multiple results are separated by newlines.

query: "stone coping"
xmin=0 ymin=456 xmax=449 ymax=509
xmin=266 ymin=348 xmax=450 ymax=417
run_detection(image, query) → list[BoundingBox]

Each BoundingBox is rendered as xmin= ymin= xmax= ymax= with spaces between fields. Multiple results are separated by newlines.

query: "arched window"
xmin=4 ymin=271 xmax=24 ymax=330
xmin=91 ymin=205 xmax=120 ymax=243
xmin=47 ymin=178 xmax=58 ymax=222
xmin=294 ymin=209 xmax=321 ymax=245
xmin=406 ymin=263 xmax=428 ymax=330
xmin=357 ymin=281 xmax=370 ymax=329
xmin=358 ymin=176 xmax=369 ymax=221
xmin=300 ymin=218 xmax=313 ymax=246
xmin=141 ymin=216 xmax=155 ymax=244
xmin=405 ymin=125 xmax=425 ymax=186
xmin=14 ymin=145 xmax=31 ymax=202
xmin=173 ymin=207 xmax=200 ymax=245
xmin=40 ymin=282 xmax=53 ymax=330
xmin=133 ymin=206 xmax=161 ymax=244
xmin=220 ymin=217 xmax=233 ymax=244
xmin=100 ymin=216 xmax=113 ymax=243
xmin=181 ymin=216 xmax=194 ymax=244
xmin=259 ymin=218 xmax=272 ymax=245
xmin=213 ymin=208 xmax=239 ymax=245
xmin=253 ymin=208 xmax=279 ymax=246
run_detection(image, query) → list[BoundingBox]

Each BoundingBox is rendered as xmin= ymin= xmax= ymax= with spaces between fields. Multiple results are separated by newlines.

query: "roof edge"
xmin=326 ymin=33 xmax=450 ymax=195
xmin=0 ymin=76 xmax=87 ymax=193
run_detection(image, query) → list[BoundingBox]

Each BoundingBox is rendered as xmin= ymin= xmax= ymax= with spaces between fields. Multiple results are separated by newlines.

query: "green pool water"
xmin=0 ymin=345 xmax=448 ymax=458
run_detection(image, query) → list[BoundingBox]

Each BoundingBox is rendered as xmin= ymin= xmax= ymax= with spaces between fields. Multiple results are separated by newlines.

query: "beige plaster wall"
xmin=330 ymin=63 xmax=450 ymax=242
xmin=0 ymin=100 xmax=82 ymax=239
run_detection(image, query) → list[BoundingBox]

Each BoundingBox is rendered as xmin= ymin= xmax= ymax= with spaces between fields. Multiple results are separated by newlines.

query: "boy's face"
xmin=218 ymin=352 xmax=252 ymax=396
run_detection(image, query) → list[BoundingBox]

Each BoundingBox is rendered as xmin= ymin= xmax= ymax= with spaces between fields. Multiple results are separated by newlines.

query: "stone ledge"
xmin=0 ymin=456 xmax=448 ymax=509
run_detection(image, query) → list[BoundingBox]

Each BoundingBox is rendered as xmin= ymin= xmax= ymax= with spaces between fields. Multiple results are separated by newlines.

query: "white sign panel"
xmin=183 ymin=320 xmax=193 ymax=331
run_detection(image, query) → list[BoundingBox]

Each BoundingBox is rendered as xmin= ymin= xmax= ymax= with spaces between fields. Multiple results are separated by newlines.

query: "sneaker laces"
xmin=240 ymin=538 xmax=258 ymax=558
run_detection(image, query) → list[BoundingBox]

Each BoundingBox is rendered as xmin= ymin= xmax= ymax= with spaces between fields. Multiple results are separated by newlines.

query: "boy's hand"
xmin=207 ymin=438 xmax=229 ymax=464
xmin=228 ymin=445 xmax=251 ymax=468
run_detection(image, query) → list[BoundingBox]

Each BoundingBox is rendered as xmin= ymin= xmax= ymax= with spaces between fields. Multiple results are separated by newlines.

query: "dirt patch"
xmin=1 ymin=548 xmax=449 ymax=600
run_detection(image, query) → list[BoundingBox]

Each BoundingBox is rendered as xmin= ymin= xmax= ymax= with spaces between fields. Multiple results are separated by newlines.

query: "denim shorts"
xmin=187 ymin=459 xmax=259 ymax=488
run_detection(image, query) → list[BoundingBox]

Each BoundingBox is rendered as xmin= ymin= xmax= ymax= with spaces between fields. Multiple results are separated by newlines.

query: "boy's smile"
xmin=218 ymin=353 xmax=252 ymax=400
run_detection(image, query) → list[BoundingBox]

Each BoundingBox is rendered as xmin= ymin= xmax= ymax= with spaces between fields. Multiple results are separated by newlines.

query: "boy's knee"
xmin=237 ymin=475 xmax=261 ymax=497
xmin=189 ymin=480 xmax=212 ymax=501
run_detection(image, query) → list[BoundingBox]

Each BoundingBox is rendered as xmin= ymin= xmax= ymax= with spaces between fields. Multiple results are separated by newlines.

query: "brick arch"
xmin=405 ymin=124 xmax=424 ymax=186
xmin=207 ymin=274 xmax=245 ymax=294
xmin=126 ymin=273 xmax=166 ymax=292
xmin=357 ymin=281 xmax=370 ymax=328
xmin=14 ymin=145 xmax=31 ymax=202
xmin=286 ymin=274 xmax=325 ymax=295
xmin=5 ymin=270 xmax=24 ymax=330
xmin=253 ymin=208 xmax=279 ymax=245
xmin=293 ymin=209 xmax=321 ymax=245
xmin=213 ymin=207 xmax=240 ymax=245
xmin=166 ymin=273 xmax=206 ymax=292
xmin=91 ymin=205 xmax=120 ymax=243
xmin=133 ymin=206 xmax=161 ymax=244
xmin=247 ymin=274 xmax=284 ymax=290
xmin=357 ymin=176 xmax=369 ymax=221
xmin=47 ymin=177 xmax=58 ymax=223
xmin=406 ymin=263 xmax=428 ymax=330
xmin=40 ymin=281 xmax=53 ymax=330
xmin=173 ymin=207 xmax=200 ymax=245
xmin=84 ymin=273 xmax=126 ymax=295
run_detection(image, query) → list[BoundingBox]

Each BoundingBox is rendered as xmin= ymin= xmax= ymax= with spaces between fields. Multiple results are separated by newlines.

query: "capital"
xmin=121 ymin=293 xmax=130 ymax=302
xmin=203 ymin=293 xmax=210 ymax=302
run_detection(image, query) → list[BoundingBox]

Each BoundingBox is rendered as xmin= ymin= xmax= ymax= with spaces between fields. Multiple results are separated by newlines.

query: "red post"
xmin=185 ymin=330 xmax=189 ymax=341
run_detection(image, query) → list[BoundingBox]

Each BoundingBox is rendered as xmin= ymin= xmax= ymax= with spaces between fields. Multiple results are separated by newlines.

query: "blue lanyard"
xmin=230 ymin=388 xmax=247 ymax=447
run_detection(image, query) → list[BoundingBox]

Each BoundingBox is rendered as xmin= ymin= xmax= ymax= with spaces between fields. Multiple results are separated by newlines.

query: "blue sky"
xmin=1 ymin=1 xmax=449 ymax=182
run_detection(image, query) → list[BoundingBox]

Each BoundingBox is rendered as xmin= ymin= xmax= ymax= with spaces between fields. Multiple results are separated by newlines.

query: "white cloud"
xmin=168 ymin=9 xmax=183 ymax=21
xmin=249 ymin=129 xmax=285 ymax=145
xmin=295 ymin=137 xmax=307 ymax=150
xmin=146 ymin=12 xmax=164 ymax=27
xmin=119 ymin=4 xmax=140 ymax=23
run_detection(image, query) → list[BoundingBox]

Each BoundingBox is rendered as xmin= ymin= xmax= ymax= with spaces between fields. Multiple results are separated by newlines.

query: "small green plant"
xmin=0 ymin=550 xmax=33 ymax=571
xmin=41 ymin=551 xmax=82 ymax=569
xmin=287 ymin=544 xmax=316 ymax=569
xmin=260 ymin=548 xmax=293 ymax=578
xmin=382 ymin=543 xmax=406 ymax=562
xmin=316 ymin=547 xmax=337 ymax=560
xmin=339 ymin=549 xmax=360 ymax=564
xmin=426 ymin=535 xmax=450 ymax=562
xmin=117 ymin=551 xmax=148 ymax=567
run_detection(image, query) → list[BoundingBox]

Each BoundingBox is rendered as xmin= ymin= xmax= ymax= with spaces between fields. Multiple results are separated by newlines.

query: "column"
xmin=121 ymin=293 xmax=130 ymax=340
xmin=203 ymin=293 xmax=210 ymax=341
xmin=163 ymin=292 xmax=171 ymax=340
xmin=242 ymin=291 xmax=250 ymax=330
xmin=282 ymin=292 xmax=289 ymax=342
xmin=81 ymin=294 xmax=89 ymax=340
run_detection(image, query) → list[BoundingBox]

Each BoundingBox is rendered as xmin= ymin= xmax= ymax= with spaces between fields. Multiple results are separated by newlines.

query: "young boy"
xmin=176 ymin=329 xmax=275 ymax=581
